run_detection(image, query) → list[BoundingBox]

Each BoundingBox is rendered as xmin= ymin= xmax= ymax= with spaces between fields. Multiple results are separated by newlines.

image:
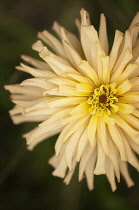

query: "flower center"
xmin=87 ymin=83 xmax=118 ymax=116
xmin=99 ymin=94 xmax=107 ymax=103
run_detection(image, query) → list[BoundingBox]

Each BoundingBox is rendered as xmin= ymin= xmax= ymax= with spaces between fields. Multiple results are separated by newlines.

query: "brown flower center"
xmin=87 ymin=83 xmax=118 ymax=116
xmin=99 ymin=94 xmax=107 ymax=103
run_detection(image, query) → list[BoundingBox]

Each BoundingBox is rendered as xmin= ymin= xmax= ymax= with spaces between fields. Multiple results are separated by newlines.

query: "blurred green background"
xmin=1 ymin=0 xmax=139 ymax=209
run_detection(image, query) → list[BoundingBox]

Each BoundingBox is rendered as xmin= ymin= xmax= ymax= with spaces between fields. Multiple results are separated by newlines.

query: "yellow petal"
xmin=99 ymin=13 xmax=109 ymax=55
xmin=105 ymin=157 xmax=117 ymax=191
xmin=87 ymin=115 xmax=97 ymax=146
xmin=109 ymin=30 xmax=123 ymax=71
xmin=117 ymin=103 xmax=135 ymax=114
xmin=94 ymin=141 xmax=106 ymax=174
xmin=65 ymin=124 xmax=85 ymax=170
xmin=103 ymin=114 xmax=115 ymax=125
xmin=84 ymin=154 xmax=96 ymax=190
xmin=62 ymin=40 xmax=82 ymax=69
xmin=111 ymin=113 xmax=139 ymax=144
xmin=111 ymin=48 xmax=132 ymax=82
xmin=38 ymin=30 xmax=66 ymax=58
xmin=67 ymin=73 xmax=93 ymax=86
xmin=108 ymin=124 xmax=126 ymax=161
xmin=101 ymin=56 xmax=110 ymax=84
xmin=118 ymin=112 xmax=139 ymax=131
xmin=79 ymin=144 xmax=95 ymax=181
xmin=76 ymin=128 xmax=88 ymax=161
xmin=80 ymin=8 xmax=91 ymax=25
xmin=70 ymin=101 xmax=89 ymax=115
xmin=47 ymin=96 xmax=87 ymax=108
xmin=120 ymin=162 xmax=134 ymax=187
xmin=79 ymin=60 xmax=100 ymax=86
xmin=76 ymin=83 xmax=93 ymax=93
xmin=63 ymin=114 xmax=90 ymax=142
xmin=116 ymin=79 xmax=132 ymax=95
xmin=97 ymin=117 xmax=109 ymax=155
xmin=118 ymin=93 xmax=139 ymax=103
xmin=116 ymin=63 xmax=138 ymax=84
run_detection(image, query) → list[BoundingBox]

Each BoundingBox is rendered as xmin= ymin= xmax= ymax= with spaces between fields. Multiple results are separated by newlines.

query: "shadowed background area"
xmin=1 ymin=0 xmax=139 ymax=209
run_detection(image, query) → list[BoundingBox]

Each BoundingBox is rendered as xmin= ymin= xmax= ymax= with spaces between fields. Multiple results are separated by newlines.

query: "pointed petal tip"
xmin=15 ymin=65 xmax=21 ymax=70
xmin=39 ymin=47 xmax=48 ymax=59
xmin=52 ymin=171 xmax=65 ymax=178
xmin=112 ymin=186 xmax=117 ymax=192
xmin=27 ymin=145 xmax=33 ymax=151
xmin=52 ymin=21 xmax=58 ymax=28
xmin=21 ymin=54 xmax=26 ymax=59
xmin=88 ymin=186 xmax=94 ymax=191
xmin=78 ymin=174 xmax=84 ymax=182
xmin=4 ymin=85 xmax=8 ymax=90
xmin=127 ymin=181 xmax=134 ymax=188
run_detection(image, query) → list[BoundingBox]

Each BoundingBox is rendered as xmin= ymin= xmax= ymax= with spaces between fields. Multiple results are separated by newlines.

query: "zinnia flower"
xmin=5 ymin=9 xmax=139 ymax=191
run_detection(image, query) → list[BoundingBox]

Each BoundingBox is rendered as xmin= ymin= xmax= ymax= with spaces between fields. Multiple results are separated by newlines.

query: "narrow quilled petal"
xmin=5 ymin=8 xmax=139 ymax=191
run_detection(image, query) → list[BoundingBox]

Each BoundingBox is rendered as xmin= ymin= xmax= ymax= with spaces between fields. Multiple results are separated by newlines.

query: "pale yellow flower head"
xmin=5 ymin=9 xmax=139 ymax=191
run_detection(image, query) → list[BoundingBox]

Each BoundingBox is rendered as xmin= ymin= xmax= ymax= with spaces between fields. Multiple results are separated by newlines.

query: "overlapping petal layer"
xmin=5 ymin=9 xmax=139 ymax=191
